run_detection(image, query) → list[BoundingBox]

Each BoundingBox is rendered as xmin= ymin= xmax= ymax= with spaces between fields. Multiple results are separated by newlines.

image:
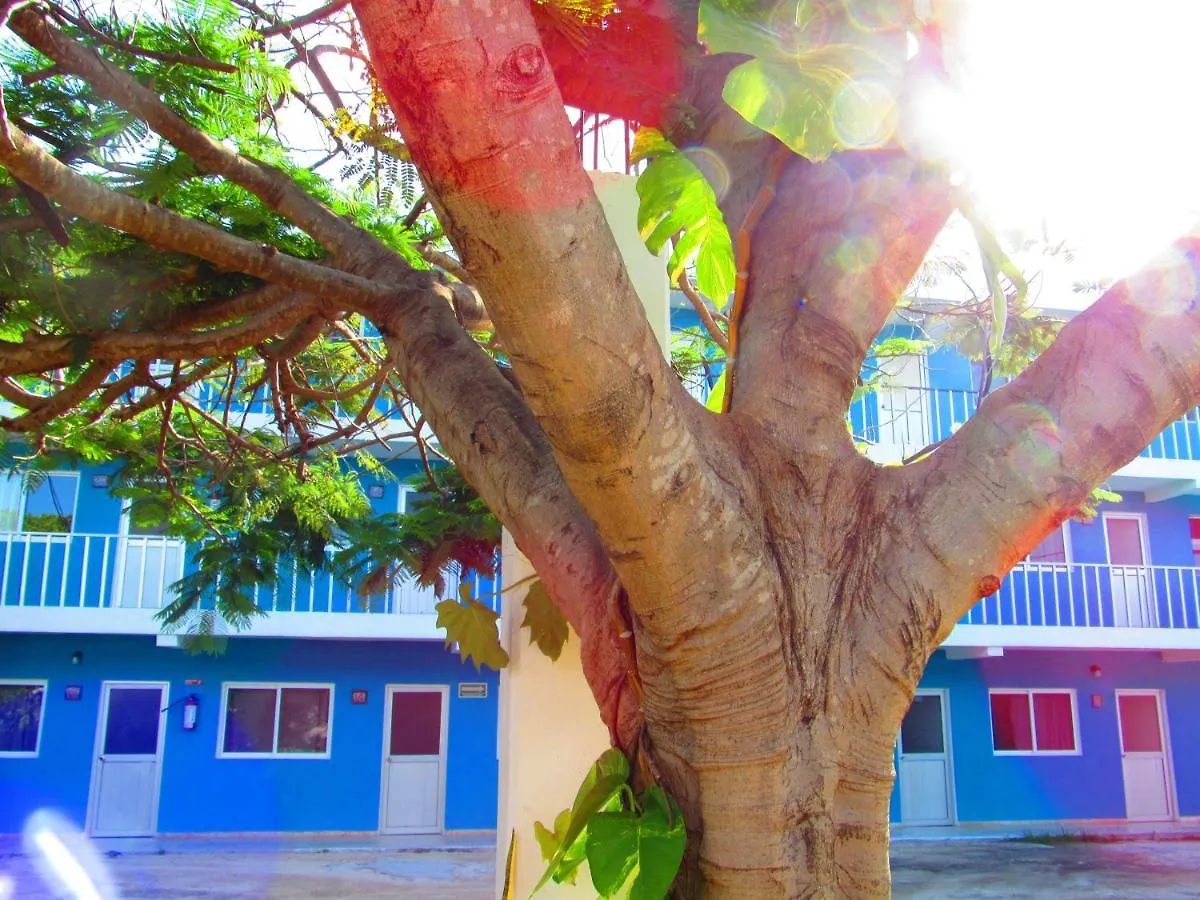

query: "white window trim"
xmin=1021 ymin=523 xmax=1073 ymax=569
xmin=216 ymin=682 xmax=334 ymax=760
xmin=988 ymin=688 xmax=1081 ymax=756
xmin=3 ymin=470 xmax=82 ymax=536
xmin=0 ymin=678 xmax=48 ymax=758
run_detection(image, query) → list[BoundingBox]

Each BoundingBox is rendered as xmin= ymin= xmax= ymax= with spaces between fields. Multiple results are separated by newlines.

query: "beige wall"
xmin=494 ymin=172 xmax=669 ymax=897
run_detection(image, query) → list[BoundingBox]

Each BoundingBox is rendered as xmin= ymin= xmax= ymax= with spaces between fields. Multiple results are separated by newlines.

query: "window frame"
xmin=0 ymin=470 xmax=82 ymax=536
xmin=216 ymin=682 xmax=334 ymax=760
xmin=1023 ymin=523 xmax=1072 ymax=568
xmin=0 ymin=678 xmax=49 ymax=758
xmin=988 ymin=688 xmax=1081 ymax=757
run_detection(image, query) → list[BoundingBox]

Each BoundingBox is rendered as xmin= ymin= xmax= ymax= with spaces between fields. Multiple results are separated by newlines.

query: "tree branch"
xmin=7 ymin=7 xmax=394 ymax=271
xmin=1 ymin=361 xmax=113 ymax=429
xmin=259 ymin=0 xmax=349 ymax=36
xmin=47 ymin=5 xmax=238 ymax=73
xmin=353 ymin=0 xmax=722 ymax=586
xmin=732 ymin=151 xmax=953 ymax=432
xmin=912 ymin=231 xmax=1200 ymax=630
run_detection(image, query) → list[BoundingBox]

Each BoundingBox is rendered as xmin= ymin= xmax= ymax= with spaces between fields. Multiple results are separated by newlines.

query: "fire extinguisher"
xmin=182 ymin=694 xmax=199 ymax=731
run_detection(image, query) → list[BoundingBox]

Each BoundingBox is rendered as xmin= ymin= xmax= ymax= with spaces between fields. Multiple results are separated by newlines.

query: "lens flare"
xmin=22 ymin=810 xmax=117 ymax=900
xmin=833 ymin=79 xmax=897 ymax=150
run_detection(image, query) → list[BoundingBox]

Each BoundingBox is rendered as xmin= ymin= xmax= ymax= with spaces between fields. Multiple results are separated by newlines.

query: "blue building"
xmin=677 ymin=306 xmax=1200 ymax=829
xmin=861 ymin=333 xmax=1200 ymax=828
xmin=0 ymin=456 xmax=500 ymax=839
xmin=3 ymin=301 xmax=1200 ymax=841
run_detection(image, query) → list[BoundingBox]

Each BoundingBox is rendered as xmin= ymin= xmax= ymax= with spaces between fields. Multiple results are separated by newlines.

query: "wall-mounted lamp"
xmin=367 ymin=484 xmax=385 ymax=500
xmin=71 ymin=651 xmax=83 ymax=666
xmin=90 ymin=474 xmax=112 ymax=488
xmin=1089 ymin=664 xmax=1103 ymax=678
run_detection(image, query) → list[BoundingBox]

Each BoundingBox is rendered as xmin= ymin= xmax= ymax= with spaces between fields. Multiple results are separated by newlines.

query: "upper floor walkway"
xmin=850 ymin=384 xmax=1200 ymax=498
xmin=1 ymin=524 xmax=1199 ymax=653
xmin=0 ymin=529 xmax=494 ymax=641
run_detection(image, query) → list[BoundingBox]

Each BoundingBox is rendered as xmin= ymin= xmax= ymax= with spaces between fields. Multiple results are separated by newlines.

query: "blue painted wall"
xmin=0 ymin=633 xmax=499 ymax=834
xmin=893 ymin=649 xmax=1200 ymax=823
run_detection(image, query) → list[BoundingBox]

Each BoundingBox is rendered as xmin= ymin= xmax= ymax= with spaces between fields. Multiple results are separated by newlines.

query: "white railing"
xmin=965 ymin=562 xmax=1200 ymax=631
xmin=848 ymin=387 xmax=1200 ymax=464
xmin=0 ymin=531 xmax=478 ymax=619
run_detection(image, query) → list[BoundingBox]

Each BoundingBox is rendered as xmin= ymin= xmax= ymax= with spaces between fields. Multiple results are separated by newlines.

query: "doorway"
xmin=379 ymin=685 xmax=448 ymax=834
xmin=112 ymin=505 xmax=186 ymax=610
xmin=898 ymin=689 xmax=956 ymax=825
xmin=1115 ymin=690 xmax=1175 ymax=821
xmin=87 ymin=682 xmax=168 ymax=837
xmin=1103 ymin=514 xmax=1155 ymax=627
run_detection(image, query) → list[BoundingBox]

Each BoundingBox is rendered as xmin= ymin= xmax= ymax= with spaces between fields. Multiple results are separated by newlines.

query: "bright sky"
xmin=934 ymin=1 xmax=1200 ymax=289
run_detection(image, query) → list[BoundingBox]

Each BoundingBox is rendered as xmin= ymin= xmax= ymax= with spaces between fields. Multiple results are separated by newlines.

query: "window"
xmin=1190 ymin=517 xmax=1200 ymax=568
xmin=0 ymin=681 xmax=47 ymax=756
xmin=989 ymin=689 xmax=1079 ymax=755
xmin=218 ymin=684 xmax=332 ymax=758
xmin=0 ymin=472 xmax=80 ymax=533
xmin=1027 ymin=525 xmax=1069 ymax=565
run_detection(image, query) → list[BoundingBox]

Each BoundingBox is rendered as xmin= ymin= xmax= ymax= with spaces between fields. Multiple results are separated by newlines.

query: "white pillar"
xmin=494 ymin=172 xmax=669 ymax=898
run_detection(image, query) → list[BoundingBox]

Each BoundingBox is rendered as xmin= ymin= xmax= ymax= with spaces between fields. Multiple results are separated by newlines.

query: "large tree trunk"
xmin=349 ymin=2 xmax=1200 ymax=898
xmin=631 ymin=438 xmax=948 ymax=898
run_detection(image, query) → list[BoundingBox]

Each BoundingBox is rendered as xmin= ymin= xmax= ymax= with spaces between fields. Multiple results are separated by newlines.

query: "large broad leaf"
xmin=633 ymin=129 xmax=735 ymax=303
xmin=435 ymin=585 xmax=509 ymax=671
xmin=585 ymin=786 xmax=687 ymax=900
xmin=721 ymin=44 xmax=897 ymax=162
xmin=533 ymin=748 xmax=631 ymax=893
xmin=697 ymin=0 xmax=816 ymax=59
xmin=521 ymin=578 xmax=570 ymax=662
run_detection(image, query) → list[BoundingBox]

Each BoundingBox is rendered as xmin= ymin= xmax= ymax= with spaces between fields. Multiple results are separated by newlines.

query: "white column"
xmin=494 ymin=172 xmax=669 ymax=898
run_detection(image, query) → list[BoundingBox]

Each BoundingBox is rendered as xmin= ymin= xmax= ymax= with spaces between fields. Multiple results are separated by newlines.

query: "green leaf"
xmin=698 ymin=0 xmax=811 ymax=60
xmin=586 ymin=786 xmax=687 ymax=900
xmin=628 ymin=126 xmax=675 ymax=165
xmin=533 ymin=749 xmax=631 ymax=893
xmin=721 ymin=45 xmax=897 ymax=161
xmin=635 ymin=142 xmax=735 ymax=302
xmin=960 ymin=197 xmax=1029 ymax=357
xmin=521 ymin=578 xmax=570 ymax=662
xmin=534 ymin=808 xmax=587 ymax=886
xmin=435 ymin=593 xmax=509 ymax=672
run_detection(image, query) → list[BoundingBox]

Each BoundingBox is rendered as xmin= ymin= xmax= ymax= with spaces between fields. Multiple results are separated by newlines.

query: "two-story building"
xmin=0 ymin=452 xmax=501 ymax=841
xmin=866 ymin=332 xmax=1200 ymax=828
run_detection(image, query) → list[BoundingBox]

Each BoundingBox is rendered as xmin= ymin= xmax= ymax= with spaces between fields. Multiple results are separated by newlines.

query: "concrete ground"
xmin=5 ymin=835 xmax=1200 ymax=898
xmin=892 ymin=838 xmax=1200 ymax=899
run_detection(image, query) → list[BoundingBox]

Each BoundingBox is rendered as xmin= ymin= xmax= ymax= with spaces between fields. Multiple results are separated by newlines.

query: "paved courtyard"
xmin=4 ymin=837 xmax=1200 ymax=898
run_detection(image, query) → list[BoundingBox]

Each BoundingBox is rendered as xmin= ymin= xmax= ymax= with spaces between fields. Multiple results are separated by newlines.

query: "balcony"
xmin=0 ymin=531 xmax=483 ymax=641
xmin=946 ymin=562 xmax=1200 ymax=651
xmin=850 ymin=386 xmax=1200 ymax=490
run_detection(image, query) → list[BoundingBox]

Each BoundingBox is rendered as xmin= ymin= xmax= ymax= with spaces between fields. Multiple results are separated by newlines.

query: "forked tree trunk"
xmin=350 ymin=2 xmax=1200 ymax=898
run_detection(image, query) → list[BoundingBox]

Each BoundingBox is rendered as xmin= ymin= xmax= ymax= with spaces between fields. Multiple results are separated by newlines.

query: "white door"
xmin=898 ymin=690 xmax=955 ymax=825
xmin=88 ymin=682 xmax=168 ymax=837
xmin=380 ymin=686 xmax=447 ymax=834
xmin=1104 ymin=515 xmax=1155 ymax=627
xmin=113 ymin=508 xmax=186 ymax=609
xmin=1116 ymin=691 xmax=1175 ymax=821
xmin=876 ymin=354 xmax=930 ymax=460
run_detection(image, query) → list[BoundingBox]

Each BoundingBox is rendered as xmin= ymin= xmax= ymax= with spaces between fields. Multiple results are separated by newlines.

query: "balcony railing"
xmin=0 ymin=531 xmax=473 ymax=622
xmin=966 ymin=562 xmax=1200 ymax=631
xmin=849 ymin=386 xmax=1200 ymax=463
